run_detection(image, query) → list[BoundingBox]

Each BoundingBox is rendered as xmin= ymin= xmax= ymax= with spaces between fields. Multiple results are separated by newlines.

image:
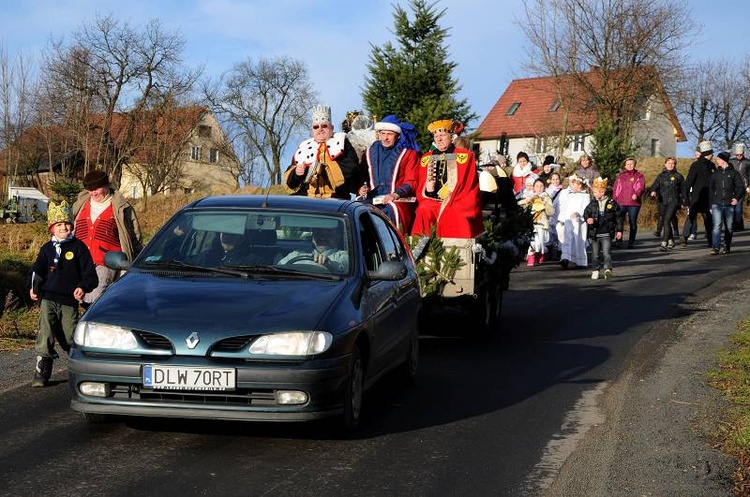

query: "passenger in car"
xmin=202 ymin=232 xmax=262 ymax=266
xmin=277 ymin=227 xmax=349 ymax=273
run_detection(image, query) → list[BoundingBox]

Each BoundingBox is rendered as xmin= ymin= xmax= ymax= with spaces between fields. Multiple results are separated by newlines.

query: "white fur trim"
xmin=293 ymin=132 xmax=347 ymax=165
xmin=374 ymin=122 xmax=402 ymax=134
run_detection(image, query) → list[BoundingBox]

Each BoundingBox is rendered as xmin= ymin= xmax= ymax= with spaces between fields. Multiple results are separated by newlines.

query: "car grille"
xmin=212 ymin=335 xmax=254 ymax=352
xmin=110 ymin=385 xmax=278 ymax=406
xmin=133 ymin=330 xmax=173 ymax=351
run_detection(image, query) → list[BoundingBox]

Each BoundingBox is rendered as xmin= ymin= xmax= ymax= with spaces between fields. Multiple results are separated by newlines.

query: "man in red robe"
xmin=411 ymin=119 xmax=483 ymax=238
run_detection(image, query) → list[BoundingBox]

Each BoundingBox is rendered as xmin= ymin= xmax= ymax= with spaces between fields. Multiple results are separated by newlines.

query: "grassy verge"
xmin=709 ymin=318 xmax=750 ymax=495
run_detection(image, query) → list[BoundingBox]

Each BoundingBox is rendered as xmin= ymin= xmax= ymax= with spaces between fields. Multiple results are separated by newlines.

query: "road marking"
xmin=522 ymin=381 xmax=609 ymax=494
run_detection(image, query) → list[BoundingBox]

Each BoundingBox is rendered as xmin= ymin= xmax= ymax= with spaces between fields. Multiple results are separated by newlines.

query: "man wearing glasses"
xmin=285 ymin=105 xmax=360 ymax=199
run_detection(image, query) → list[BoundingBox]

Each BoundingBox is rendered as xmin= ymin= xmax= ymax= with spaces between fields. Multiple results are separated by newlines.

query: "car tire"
xmin=340 ymin=345 xmax=364 ymax=433
xmin=83 ymin=412 xmax=111 ymax=424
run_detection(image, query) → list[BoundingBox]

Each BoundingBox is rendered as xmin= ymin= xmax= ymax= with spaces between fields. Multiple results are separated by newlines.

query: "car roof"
xmin=188 ymin=195 xmax=356 ymax=214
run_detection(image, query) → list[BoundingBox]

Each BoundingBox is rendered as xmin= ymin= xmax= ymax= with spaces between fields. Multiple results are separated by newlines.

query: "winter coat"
xmin=583 ymin=195 xmax=623 ymax=240
xmin=73 ymin=189 xmax=143 ymax=262
xmin=683 ymin=156 xmax=715 ymax=210
xmin=649 ymin=169 xmax=685 ymax=206
xmin=708 ymin=166 xmax=745 ymax=206
xmin=613 ymin=169 xmax=646 ymax=207
xmin=29 ymin=236 xmax=98 ymax=307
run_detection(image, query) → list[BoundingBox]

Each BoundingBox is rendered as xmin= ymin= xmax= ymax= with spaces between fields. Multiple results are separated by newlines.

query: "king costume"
xmin=411 ymin=120 xmax=483 ymax=239
xmin=360 ymin=114 xmax=420 ymax=234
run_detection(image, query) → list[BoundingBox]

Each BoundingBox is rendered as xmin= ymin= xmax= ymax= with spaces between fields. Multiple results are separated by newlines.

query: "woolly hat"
xmin=311 ymin=105 xmax=332 ymax=125
xmin=83 ymin=170 xmax=109 ymax=190
xmin=733 ymin=142 xmax=745 ymax=155
xmin=374 ymin=114 xmax=402 ymax=134
xmin=698 ymin=140 xmax=713 ymax=156
xmin=543 ymin=155 xmax=555 ymax=166
xmin=47 ymin=199 xmax=72 ymax=228
xmin=716 ymin=151 xmax=731 ymax=163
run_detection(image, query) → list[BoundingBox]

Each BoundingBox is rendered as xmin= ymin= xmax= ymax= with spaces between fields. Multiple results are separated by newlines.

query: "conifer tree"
xmin=362 ymin=0 xmax=476 ymax=151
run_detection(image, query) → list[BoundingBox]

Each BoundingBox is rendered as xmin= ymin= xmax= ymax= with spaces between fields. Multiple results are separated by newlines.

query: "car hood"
xmin=83 ymin=271 xmax=350 ymax=337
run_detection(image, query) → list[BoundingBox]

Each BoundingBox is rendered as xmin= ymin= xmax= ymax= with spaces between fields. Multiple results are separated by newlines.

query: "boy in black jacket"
xmin=584 ymin=178 xmax=624 ymax=280
xmin=29 ymin=200 xmax=97 ymax=387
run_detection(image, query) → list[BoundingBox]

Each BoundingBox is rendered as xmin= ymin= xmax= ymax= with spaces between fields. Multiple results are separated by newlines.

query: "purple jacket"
xmin=613 ymin=169 xmax=646 ymax=206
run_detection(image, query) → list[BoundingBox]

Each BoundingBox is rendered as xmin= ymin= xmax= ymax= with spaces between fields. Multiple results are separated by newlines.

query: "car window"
xmin=139 ymin=211 xmax=352 ymax=275
xmin=368 ymin=213 xmax=403 ymax=262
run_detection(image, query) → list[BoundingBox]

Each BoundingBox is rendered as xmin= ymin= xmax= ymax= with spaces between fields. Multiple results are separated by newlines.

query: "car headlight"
xmin=248 ymin=331 xmax=332 ymax=356
xmin=74 ymin=321 xmax=139 ymax=350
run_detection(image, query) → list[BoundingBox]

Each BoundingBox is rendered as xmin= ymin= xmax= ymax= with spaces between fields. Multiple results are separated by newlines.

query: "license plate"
xmin=143 ymin=365 xmax=236 ymax=391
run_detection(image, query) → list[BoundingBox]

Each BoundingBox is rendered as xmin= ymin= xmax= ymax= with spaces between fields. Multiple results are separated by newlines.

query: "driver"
xmin=278 ymin=226 xmax=349 ymax=273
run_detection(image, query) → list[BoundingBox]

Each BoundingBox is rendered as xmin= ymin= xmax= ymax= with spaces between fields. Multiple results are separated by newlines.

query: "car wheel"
xmin=397 ymin=329 xmax=419 ymax=383
xmin=341 ymin=345 xmax=364 ymax=432
xmin=83 ymin=412 xmax=110 ymax=424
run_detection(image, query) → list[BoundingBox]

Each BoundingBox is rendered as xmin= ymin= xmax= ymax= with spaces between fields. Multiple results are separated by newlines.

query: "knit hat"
xmin=374 ymin=114 xmax=402 ymax=134
xmin=543 ymin=155 xmax=555 ymax=166
xmin=47 ymin=199 xmax=72 ymax=229
xmin=716 ymin=151 xmax=731 ymax=163
xmin=83 ymin=170 xmax=109 ymax=190
xmin=733 ymin=142 xmax=745 ymax=155
xmin=698 ymin=140 xmax=713 ymax=156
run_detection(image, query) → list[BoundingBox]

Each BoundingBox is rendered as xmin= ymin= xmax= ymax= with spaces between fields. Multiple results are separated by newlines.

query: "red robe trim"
xmin=364 ymin=147 xmax=419 ymax=233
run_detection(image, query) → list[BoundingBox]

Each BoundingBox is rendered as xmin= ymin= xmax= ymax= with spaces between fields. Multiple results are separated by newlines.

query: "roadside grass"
xmin=709 ymin=317 xmax=750 ymax=495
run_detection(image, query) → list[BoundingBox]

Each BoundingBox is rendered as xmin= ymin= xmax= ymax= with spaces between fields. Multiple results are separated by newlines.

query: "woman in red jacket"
xmin=612 ymin=157 xmax=646 ymax=248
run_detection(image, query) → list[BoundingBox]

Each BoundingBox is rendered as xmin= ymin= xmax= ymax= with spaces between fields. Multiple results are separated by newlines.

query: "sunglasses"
xmin=312 ymin=124 xmax=330 ymax=130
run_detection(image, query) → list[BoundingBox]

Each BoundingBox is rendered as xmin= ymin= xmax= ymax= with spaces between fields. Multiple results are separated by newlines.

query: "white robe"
xmin=556 ymin=188 xmax=590 ymax=267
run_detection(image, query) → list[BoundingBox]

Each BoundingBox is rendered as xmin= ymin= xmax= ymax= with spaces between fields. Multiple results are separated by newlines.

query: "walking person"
xmin=648 ymin=157 xmax=684 ymax=251
xmin=709 ymin=152 xmax=745 ymax=254
xmin=72 ymin=169 xmax=142 ymax=305
xmin=518 ymin=178 xmax=555 ymax=266
xmin=556 ymin=174 xmax=590 ymax=269
xmin=612 ymin=157 xmax=645 ymax=248
xmin=728 ymin=142 xmax=750 ymax=231
xmin=29 ymin=200 xmax=98 ymax=387
xmin=681 ymin=140 xmax=715 ymax=246
xmin=584 ymin=178 xmax=623 ymax=280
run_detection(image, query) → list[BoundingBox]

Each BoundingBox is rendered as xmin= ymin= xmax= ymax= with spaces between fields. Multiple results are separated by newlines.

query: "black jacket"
xmin=683 ymin=156 xmax=715 ymax=209
xmin=29 ymin=236 xmax=98 ymax=307
xmin=583 ymin=195 xmax=624 ymax=239
xmin=708 ymin=166 xmax=745 ymax=206
xmin=649 ymin=169 xmax=685 ymax=205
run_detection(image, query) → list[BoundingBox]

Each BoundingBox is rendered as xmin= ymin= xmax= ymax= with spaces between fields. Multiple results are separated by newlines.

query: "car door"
xmin=359 ymin=211 xmax=419 ymax=376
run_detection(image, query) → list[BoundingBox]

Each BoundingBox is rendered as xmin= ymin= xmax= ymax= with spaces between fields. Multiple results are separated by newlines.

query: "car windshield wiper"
xmin=139 ymin=259 xmax=250 ymax=278
xmin=224 ymin=264 xmax=343 ymax=280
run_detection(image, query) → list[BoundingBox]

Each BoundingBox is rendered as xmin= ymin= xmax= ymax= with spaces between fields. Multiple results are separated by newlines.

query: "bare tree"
xmin=41 ymin=14 xmax=198 ymax=183
xmin=519 ymin=0 xmax=695 ymax=173
xmin=0 ymin=43 xmax=35 ymax=194
xmin=202 ymin=56 xmax=316 ymax=186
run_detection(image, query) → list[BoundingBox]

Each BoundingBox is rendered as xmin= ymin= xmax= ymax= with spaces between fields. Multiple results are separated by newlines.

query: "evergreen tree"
xmin=591 ymin=113 xmax=636 ymax=181
xmin=362 ymin=0 xmax=476 ymax=151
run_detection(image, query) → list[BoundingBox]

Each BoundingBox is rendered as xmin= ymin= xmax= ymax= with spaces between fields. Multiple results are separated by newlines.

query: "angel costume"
xmin=555 ymin=186 xmax=590 ymax=268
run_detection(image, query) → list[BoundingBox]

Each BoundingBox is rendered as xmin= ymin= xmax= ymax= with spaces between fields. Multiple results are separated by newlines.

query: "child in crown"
xmin=28 ymin=200 xmax=98 ymax=387
xmin=584 ymin=178 xmax=623 ymax=280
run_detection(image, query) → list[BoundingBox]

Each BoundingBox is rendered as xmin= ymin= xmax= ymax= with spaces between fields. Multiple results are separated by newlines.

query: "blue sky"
xmin=0 ymin=0 xmax=746 ymax=157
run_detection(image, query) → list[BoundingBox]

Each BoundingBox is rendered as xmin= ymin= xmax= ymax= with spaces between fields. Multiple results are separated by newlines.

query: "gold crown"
xmin=427 ymin=119 xmax=457 ymax=134
xmin=592 ymin=177 xmax=608 ymax=190
xmin=47 ymin=199 xmax=72 ymax=227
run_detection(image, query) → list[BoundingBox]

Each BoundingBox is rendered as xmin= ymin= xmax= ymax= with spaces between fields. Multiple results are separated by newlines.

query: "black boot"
xmin=32 ymin=355 xmax=53 ymax=388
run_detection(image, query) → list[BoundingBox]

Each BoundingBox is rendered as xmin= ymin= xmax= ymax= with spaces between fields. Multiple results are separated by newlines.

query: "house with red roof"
xmin=474 ymin=68 xmax=686 ymax=167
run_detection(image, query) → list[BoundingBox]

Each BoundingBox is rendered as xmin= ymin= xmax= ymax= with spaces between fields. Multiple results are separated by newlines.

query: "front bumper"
xmin=68 ymin=351 xmax=350 ymax=422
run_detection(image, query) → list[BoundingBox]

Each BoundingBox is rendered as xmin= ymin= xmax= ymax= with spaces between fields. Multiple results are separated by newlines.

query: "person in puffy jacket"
xmin=681 ymin=140 xmax=715 ymax=246
xmin=708 ymin=152 xmax=745 ymax=254
xmin=584 ymin=178 xmax=623 ymax=280
xmin=648 ymin=157 xmax=684 ymax=251
xmin=612 ymin=157 xmax=645 ymax=248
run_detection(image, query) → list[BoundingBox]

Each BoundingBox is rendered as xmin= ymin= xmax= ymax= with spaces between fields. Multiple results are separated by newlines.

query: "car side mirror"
xmin=104 ymin=251 xmax=131 ymax=271
xmin=367 ymin=260 xmax=407 ymax=281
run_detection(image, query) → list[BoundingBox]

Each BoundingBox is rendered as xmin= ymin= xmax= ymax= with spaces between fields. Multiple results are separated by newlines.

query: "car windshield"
xmin=137 ymin=210 xmax=352 ymax=276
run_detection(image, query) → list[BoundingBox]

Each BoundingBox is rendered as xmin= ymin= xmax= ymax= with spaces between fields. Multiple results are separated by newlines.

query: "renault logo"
xmin=186 ymin=332 xmax=200 ymax=349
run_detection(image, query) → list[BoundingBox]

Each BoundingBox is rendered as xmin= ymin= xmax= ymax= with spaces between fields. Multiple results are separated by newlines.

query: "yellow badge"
xmin=421 ymin=156 xmax=430 ymax=168
xmin=630 ymin=177 xmax=634 ymax=182
xmin=606 ymin=204 xmax=612 ymax=210
xmin=669 ymin=176 xmax=675 ymax=181
xmin=65 ymin=251 xmax=74 ymax=260
xmin=456 ymin=153 xmax=468 ymax=165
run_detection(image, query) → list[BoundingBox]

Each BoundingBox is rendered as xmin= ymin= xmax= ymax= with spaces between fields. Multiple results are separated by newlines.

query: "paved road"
xmin=0 ymin=230 xmax=745 ymax=496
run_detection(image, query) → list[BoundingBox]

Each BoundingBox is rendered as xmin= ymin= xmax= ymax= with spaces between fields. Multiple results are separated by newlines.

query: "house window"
xmin=573 ymin=134 xmax=585 ymax=152
xmin=209 ymin=148 xmax=219 ymax=163
xmin=198 ymin=125 xmax=211 ymax=138
xmin=506 ymin=102 xmax=521 ymax=116
xmin=650 ymin=138 xmax=660 ymax=157
xmin=535 ymin=136 xmax=547 ymax=154
xmin=549 ymin=100 xmax=561 ymax=112
xmin=191 ymin=146 xmax=202 ymax=161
